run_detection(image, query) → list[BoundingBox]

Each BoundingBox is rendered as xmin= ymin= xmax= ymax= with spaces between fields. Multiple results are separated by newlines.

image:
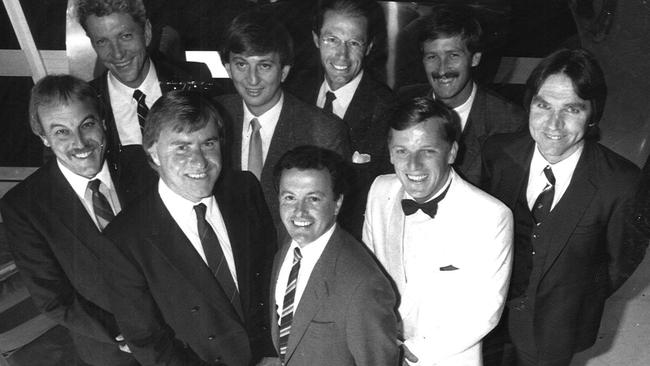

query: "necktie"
xmin=133 ymin=89 xmax=149 ymax=131
xmin=401 ymin=184 xmax=450 ymax=218
xmin=278 ymin=247 xmax=302 ymax=362
xmin=248 ymin=118 xmax=263 ymax=180
xmin=87 ymin=179 xmax=115 ymax=231
xmin=322 ymin=91 xmax=336 ymax=114
xmin=532 ymin=165 xmax=556 ymax=224
xmin=194 ymin=204 xmax=242 ymax=315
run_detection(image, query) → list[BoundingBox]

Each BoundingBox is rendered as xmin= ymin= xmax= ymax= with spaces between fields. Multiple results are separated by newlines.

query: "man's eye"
xmin=95 ymin=39 xmax=106 ymax=47
xmin=53 ymin=129 xmax=69 ymax=136
xmin=259 ymin=63 xmax=272 ymax=70
xmin=348 ymin=40 xmax=363 ymax=49
xmin=235 ymin=62 xmax=247 ymax=69
xmin=81 ymin=120 xmax=97 ymax=129
xmin=565 ymin=106 xmax=582 ymax=114
xmin=308 ymin=196 xmax=321 ymax=203
xmin=121 ymin=33 xmax=133 ymax=40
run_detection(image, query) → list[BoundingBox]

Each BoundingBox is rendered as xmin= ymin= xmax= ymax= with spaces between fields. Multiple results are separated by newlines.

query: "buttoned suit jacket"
xmin=215 ymin=92 xmax=351 ymax=228
xmin=362 ymin=170 xmax=513 ymax=365
xmin=481 ymin=131 xmax=641 ymax=358
xmin=103 ymin=170 xmax=277 ymax=366
xmin=90 ymin=52 xmax=211 ymax=183
xmin=397 ymin=83 xmax=525 ymax=186
xmin=270 ymin=226 xmax=399 ymax=366
xmin=0 ymin=159 xmax=152 ymax=364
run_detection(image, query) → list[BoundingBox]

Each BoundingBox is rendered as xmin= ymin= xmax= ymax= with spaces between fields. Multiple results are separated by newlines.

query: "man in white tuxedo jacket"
xmin=363 ymin=97 xmax=513 ymax=366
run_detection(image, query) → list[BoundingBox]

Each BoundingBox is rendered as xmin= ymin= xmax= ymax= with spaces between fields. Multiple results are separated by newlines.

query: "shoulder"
xmin=367 ymin=174 xmax=402 ymax=201
xmin=360 ymin=73 xmax=395 ymax=102
xmin=284 ymin=92 xmax=346 ymax=127
xmin=452 ymin=173 xmax=511 ymax=215
xmin=589 ymin=143 xmax=640 ymax=185
xmin=214 ymin=93 xmax=241 ymax=110
xmin=474 ymin=86 xmax=525 ymax=124
xmin=152 ymin=53 xmax=211 ymax=81
xmin=334 ymin=228 xmax=390 ymax=282
xmin=216 ymin=169 xmax=259 ymax=195
xmin=105 ymin=189 xmax=158 ymax=239
xmin=483 ymin=130 xmax=530 ymax=158
xmin=2 ymin=163 xmax=54 ymax=209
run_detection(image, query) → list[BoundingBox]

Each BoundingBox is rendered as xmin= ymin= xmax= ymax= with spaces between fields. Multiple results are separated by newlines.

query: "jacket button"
xmin=191 ymin=305 xmax=200 ymax=313
xmin=258 ymin=301 xmax=265 ymax=307
xmin=208 ymin=335 xmax=216 ymax=340
xmin=532 ymin=233 xmax=538 ymax=239
xmin=255 ymin=272 xmax=261 ymax=277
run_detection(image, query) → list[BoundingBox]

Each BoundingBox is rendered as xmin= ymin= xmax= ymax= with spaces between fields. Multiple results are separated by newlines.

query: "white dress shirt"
xmin=58 ymin=160 xmax=121 ymax=230
xmin=241 ymin=93 xmax=284 ymax=171
xmin=274 ymin=224 xmax=336 ymax=323
xmin=526 ymin=143 xmax=583 ymax=211
xmin=431 ymin=82 xmax=476 ymax=132
xmin=157 ymin=179 xmax=239 ymax=288
xmin=107 ymin=61 xmax=162 ymax=146
xmin=316 ymin=70 xmax=364 ymax=119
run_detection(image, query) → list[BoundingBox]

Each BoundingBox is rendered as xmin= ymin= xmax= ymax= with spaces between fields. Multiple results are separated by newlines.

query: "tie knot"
xmin=293 ymin=247 xmax=302 ymax=261
xmin=543 ymin=165 xmax=556 ymax=185
xmin=250 ymin=118 xmax=261 ymax=132
xmin=133 ymin=89 xmax=146 ymax=103
xmin=88 ymin=179 xmax=102 ymax=193
xmin=194 ymin=203 xmax=207 ymax=218
xmin=401 ymin=183 xmax=450 ymax=218
xmin=325 ymin=91 xmax=336 ymax=103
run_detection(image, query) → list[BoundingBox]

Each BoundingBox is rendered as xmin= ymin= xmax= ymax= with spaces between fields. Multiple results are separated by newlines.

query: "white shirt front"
xmin=107 ymin=60 xmax=162 ymax=146
xmin=241 ymin=93 xmax=284 ymax=171
xmin=316 ymin=70 xmax=364 ymax=119
xmin=431 ymin=82 xmax=476 ymax=132
xmin=157 ymin=179 xmax=239 ymax=289
xmin=526 ymin=143 xmax=583 ymax=211
xmin=274 ymin=224 xmax=336 ymax=323
xmin=58 ymin=160 xmax=121 ymax=230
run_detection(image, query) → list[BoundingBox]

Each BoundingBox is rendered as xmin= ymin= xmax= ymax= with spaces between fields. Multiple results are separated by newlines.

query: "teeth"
xmin=247 ymin=89 xmax=262 ymax=96
xmin=292 ymin=220 xmax=311 ymax=227
xmin=73 ymin=151 xmax=91 ymax=158
xmin=332 ymin=64 xmax=348 ymax=71
xmin=187 ymin=173 xmax=207 ymax=179
xmin=406 ymin=174 xmax=427 ymax=182
xmin=545 ymin=134 xmax=563 ymax=140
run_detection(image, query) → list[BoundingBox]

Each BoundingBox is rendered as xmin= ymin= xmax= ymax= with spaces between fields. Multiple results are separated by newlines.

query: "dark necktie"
xmin=87 ymin=179 xmax=115 ymax=231
xmin=247 ymin=118 xmax=263 ymax=180
xmin=322 ymin=91 xmax=336 ymax=114
xmin=532 ymin=165 xmax=556 ymax=224
xmin=278 ymin=247 xmax=302 ymax=362
xmin=401 ymin=184 xmax=450 ymax=218
xmin=132 ymin=89 xmax=149 ymax=131
xmin=193 ymin=203 xmax=242 ymax=316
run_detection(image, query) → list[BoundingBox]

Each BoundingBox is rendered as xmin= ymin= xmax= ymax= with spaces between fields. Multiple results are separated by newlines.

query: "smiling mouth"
xmin=406 ymin=174 xmax=428 ymax=182
xmin=113 ymin=59 xmax=133 ymax=70
xmin=291 ymin=218 xmax=312 ymax=227
xmin=544 ymin=133 xmax=564 ymax=140
xmin=186 ymin=172 xmax=208 ymax=179
xmin=246 ymin=88 xmax=263 ymax=97
xmin=331 ymin=63 xmax=350 ymax=72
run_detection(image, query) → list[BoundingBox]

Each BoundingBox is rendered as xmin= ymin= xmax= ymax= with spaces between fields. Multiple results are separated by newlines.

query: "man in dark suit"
xmin=285 ymin=0 xmax=395 ymax=238
xmin=215 ymin=10 xmax=351 ymax=229
xmin=399 ymin=5 xmax=524 ymax=185
xmin=0 ymin=75 xmax=147 ymax=365
xmin=103 ymin=91 xmax=277 ymax=366
xmin=76 ymin=0 xmax=211 ymax=184
xmin=481 ymin=48 xmax=642 ymax=366
xmin=268 ymin=145 xmax=398 ymax=366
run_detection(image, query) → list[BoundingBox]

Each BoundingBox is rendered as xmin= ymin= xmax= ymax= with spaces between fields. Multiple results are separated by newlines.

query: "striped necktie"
xmin=133 ymin=89 xmax=149 ymax=131
xmin=532 ymin=165 xmax=556 ymax=224
xmin=87 ymin=179 xmax=115 ymax=231
xmin=278 ymin=247 xmax=302 ymax=362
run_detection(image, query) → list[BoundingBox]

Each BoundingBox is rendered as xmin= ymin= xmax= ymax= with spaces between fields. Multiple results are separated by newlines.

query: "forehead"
xmin=280 ymin=168 xmax=333 ymax=190
xmin=422 ymin=35 xmax=468 ymax=53
xmin=157 ymin=119 xmax=218 ymax=142
xmin=229 ymin=51 xmax=281 ymax=63
xmin=320 ymin=10 xmax=368 ymax=37
xmin=390 ymin=117 xmax=448 ymax=146
xmin=536 ymin=73 xmax=584 ymax=103
xmin=85 ymin=12 xmax=142 ymax=35
xmin=38 ymin=98 xmax=98 ymax=123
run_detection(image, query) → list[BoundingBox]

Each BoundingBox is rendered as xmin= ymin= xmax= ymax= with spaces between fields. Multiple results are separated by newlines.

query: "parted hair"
xmin=388 ymin=97 xmax=462 ymax=145
xmin=312 ymin=0 xmax=380 ymax=42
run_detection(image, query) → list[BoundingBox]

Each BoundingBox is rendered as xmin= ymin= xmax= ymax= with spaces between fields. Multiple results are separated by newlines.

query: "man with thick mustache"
xmin=399 ymin=5 xmax=524 ymax=185
xmin=0 ymin=75 xmax=147 ymax=365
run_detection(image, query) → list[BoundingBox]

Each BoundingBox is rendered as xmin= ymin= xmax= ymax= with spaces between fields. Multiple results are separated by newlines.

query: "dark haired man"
xmin=364 ymin=97 xmax=513 ymax=365
xmin=0 ymin=75 xmax=147 ymax=365
xmin=215 ymin=10 xmax=351 ymax=229
xmin=269 ymin=145 xmax=398 ymax=366
xmin=77 ymin=0 xmax=210 ymax=184
xmin=482 ymin=48 xmax=642 ymax=366
xmin=103 ymin=91 xmax=277 ymax=366
xmin=399 ymin=5 xmax=524 ymax=185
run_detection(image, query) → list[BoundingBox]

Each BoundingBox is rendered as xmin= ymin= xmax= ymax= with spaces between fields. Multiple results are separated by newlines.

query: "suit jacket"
xmin=215 ymin=91 xmax=351 ymax=228
xmin=397 ymin=83 xmax=525 ymax=186
xmin=90 ymin=52 xmax=211 ymax=182
xmin=286 ymin=72 xmax=396 ymax=239
xmin=363 ymin=170 xmax=513 ymax=365
xmin=103 ymin=170 xmax=277 ymax=366
xmin=270 ymin=226 xmax=399 ymax=366
xmin=0 ymin=159 xmax=152 ymax=362
xmin=481 ymin=132 xmax=641 ymax=358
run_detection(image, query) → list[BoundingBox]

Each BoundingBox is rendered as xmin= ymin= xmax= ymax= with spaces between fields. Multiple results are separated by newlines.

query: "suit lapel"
xmin=284 ymin=228 xmax=343 ymax=363
xmin=261 ymin=94 xmax=295 ymax=182
xmin=498 ymin=136 xmax=535 ymax=208
xmin=386 ymin=186 xmax=407 ymax=291
xmin=343 ymin=73 xmax=372 ymax=133
xmin=229 ymin=99 xmax=245 ymax=171
xmin=269 ymin=241 xmax=292 ymax=350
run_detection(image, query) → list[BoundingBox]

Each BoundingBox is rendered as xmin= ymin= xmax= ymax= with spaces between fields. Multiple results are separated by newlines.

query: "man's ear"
xmin=334 ymin=194 xmax=344 ymax=216
xmin=39 ymin=134 xmax=50 ymax=148
xmin=471 ymin=52 xmax=482 ymax=68
xmin=281 ymin=64 xmax=292 ymax=83
xmin=365 ymin=40 xmax=374 ymax=56
xmin=147 ymin=143 xmax=161 ymax=167
xmin=448 ymin=141 xmax=459 ymax=165
xmin=144 ymin=20 xmax=153 ymax=47
xmin=312 ymin=31 xmax=320 ymax=49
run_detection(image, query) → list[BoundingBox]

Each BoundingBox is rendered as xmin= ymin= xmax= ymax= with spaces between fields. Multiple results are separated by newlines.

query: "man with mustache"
xmin=399 ymin=5 xmax=524 ymax=185
xmin=0 ymin=75 xmax=149 ymax=365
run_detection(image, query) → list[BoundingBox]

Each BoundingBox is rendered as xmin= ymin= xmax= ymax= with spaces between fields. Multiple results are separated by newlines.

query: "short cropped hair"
xmin=273 ymin=145 xmax=350 ymax=200
xmin=220 ymin=10 xmax=294 ymax=67
xmin=143 ymin=91 xmax=224 ymax=154
xmin=417 ymin=5 xmax=483 ymax=54
xmin=76 ymin=0 xmax=147 ymax=31
xmin=523 ymin=48 xmax=607 ymax=131
xmin=388 ymin=97 xmax=462 ymax=145
xmin=29 ymin=74 xmax=103 ymax=136
xmin=313 ymin=0 xmax=379 ymax=42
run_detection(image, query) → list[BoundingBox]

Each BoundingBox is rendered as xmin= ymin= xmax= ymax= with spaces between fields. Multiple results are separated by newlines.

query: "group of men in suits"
xmin=2 ymin=1 xmax=648 ymax=366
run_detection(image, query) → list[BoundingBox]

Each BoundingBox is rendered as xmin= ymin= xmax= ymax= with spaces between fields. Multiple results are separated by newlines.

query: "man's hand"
xmin=115 ymin=334 xmax=132 ymax=353
xmin=402 ymin=343 xmax=418 ymax=365
xmin=255 ymin=357 xmax=281 ymax=366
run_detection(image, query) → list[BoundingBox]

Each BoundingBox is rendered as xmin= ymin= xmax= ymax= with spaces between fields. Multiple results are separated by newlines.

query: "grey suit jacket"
xmin=270 ymin=226 xmax=399 ymax=366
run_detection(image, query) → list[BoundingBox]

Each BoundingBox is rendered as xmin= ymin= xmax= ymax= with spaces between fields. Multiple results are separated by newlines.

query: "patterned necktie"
xmin=194 ymin=204 xmax=242 ymax=315
xmin=278 ymin=247 xmax=303 ymax=362
xmin=248 ymin=118 xmax=263 ymax=180
xmin=87 ymin=179 xmax=115 ymax=231
xmin=401 ymin=183 xmax=450 ymax=218
xmin=532 ymin=165 xmax=556 ymax=224
xmin=133 ymin=89 xmax=149 ymax=131
xmin=323 ymin=91 xmax=336 ymax=114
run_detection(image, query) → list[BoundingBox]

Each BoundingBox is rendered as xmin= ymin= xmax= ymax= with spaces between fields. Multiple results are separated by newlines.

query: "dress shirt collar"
xmin=243 ymin=92 xmax=284 ymax=134
xmin=107 ymin=59 xmax=160 ymax=104
xmin=291 ymin=222 xmax=336 ymax=252
xmin=58 ymin=160 xmax=114 ymax=198
xmin=318 ymin=70 xmax=364 ymax=119
xmin=530 ymin=142 xmax=583 ymax=182
xmin=157 ymin=178 xmax=216 ymax=215
xmin=452 ymin=82 xmax=477 ymax=131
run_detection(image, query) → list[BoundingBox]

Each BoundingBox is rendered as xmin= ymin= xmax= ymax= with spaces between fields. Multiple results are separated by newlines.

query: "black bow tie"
xmin=401 ymin=184 xmax=450 ymax=218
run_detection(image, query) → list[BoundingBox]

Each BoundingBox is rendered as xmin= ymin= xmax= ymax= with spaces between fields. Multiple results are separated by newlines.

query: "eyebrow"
xmin=47 ymin=114 xmax=96 ymax=131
